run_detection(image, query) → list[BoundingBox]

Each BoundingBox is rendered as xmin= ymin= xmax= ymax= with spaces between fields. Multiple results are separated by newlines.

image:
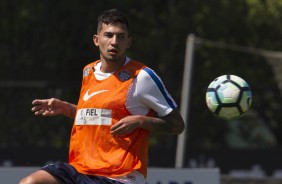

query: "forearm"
xmin=110 ymin=109 xmax=184 ymax=136
xmin=61 ymin=101 xmax=77 ymax=118
xmin=140 ymin=109 xmax=185 ymax=135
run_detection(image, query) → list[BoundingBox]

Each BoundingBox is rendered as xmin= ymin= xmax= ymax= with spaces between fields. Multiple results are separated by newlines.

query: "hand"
xmin=110 ymin=115 xmax=144 ymax=136
xmin=31 ymin=98 xmax=63 ymax=116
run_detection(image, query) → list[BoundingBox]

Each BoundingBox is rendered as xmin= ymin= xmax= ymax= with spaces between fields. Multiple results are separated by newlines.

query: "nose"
xmin=111 ymin=35 xmax=118 ymax=45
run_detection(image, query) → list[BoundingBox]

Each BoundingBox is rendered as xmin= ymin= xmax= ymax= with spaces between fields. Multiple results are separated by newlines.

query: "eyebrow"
xmin=103 ymin=31 xmax=127 ymax=36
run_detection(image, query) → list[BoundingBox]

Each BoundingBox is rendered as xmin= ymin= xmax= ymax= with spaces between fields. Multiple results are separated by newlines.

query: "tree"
xmin=1 ymin=0 xmax=282 ymax=168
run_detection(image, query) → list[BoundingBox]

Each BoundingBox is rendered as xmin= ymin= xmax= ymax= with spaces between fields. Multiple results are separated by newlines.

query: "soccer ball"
xmin=206 ymin=74 xmax=252 ymax=120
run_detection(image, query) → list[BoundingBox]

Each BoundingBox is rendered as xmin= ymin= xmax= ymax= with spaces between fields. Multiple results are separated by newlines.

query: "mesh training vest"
xmin=69 ymin=60 xmax=153 ymax=178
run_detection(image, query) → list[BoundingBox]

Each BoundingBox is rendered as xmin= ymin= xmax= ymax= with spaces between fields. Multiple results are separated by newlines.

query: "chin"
xmin=106 ymin=56 xmax=122 ymax=63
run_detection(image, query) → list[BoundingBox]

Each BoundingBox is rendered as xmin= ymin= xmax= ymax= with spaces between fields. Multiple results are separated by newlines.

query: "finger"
xmin=111 ymin=125 xmax=124 ymax=135
xmin=111 ymin=125 xmax=130 ymax=136
xmin=110 ymin=126 xmax=123 ymax=135
xmin=43 ymin=110 xmax=56 ymax=116
xmin=34 ymin=109 xmax=45 ymax=115
xmin=31 ymin=105 xmax=42 ymax=112
xmin=111 ymin=129 xmax=125 ymax=136
xmin=42 ymin=111 xmax=50 ymax=116
xmin=32 ymin=99 xmax=39 ymax=105
xmin=32 ymin=99 xmax=45 ymax=105
xmin=110 ymin=122 xmax=124 ymax=132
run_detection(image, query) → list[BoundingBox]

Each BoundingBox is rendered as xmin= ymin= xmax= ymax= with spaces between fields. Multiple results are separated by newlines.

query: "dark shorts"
xmin=41 ymin=163 xmax=123 ymax=184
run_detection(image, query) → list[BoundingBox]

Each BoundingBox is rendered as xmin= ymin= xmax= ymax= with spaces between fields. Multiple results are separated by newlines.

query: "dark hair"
xmin=97 ymin=9 xmax=130 ymax=34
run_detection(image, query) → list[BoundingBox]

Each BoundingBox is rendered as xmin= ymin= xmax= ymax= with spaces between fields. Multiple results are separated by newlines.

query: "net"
xmin=196 ymin=37 xmax=282 ymax=95
xmin=263 ymin=51 xmax=282 ymax=96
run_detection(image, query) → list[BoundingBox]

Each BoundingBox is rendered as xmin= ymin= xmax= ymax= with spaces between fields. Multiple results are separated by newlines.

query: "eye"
xmin=118 ymin=34 xmax=126 ymax=39
xmin=104 ymin=33 xmax=114 ymax=38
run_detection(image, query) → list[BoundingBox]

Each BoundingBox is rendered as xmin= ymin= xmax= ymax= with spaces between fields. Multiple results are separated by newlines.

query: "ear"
xmin=93 ymin=35 xmax=99 ymax=46
xmin=127 ymin=37 xmax=132 ymax=49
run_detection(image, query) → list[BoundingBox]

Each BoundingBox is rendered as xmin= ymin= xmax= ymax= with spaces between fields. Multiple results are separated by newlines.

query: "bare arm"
xmin=31 ymin=98 xmax=77 ymax=118
xmin=110 ymin=109 xmax=185 ymax=136
xmin=150 ymin=109 xmax=185 ymax=134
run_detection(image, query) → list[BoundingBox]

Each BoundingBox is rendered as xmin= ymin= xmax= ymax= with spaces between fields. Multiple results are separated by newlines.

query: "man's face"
xmin=93 ymin=23 xmax=132 ymax=63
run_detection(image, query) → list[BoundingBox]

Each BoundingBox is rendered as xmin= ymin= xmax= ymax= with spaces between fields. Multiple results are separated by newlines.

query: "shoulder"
xmin=82 ymin=60 xmax=99 ymax=77
xmin=83 ymin=60 xmax=99 ymax=70
xmin=137 ymin=67 xmax=163 ymax=87
xmin=124 ymin=60 xmax=147 ymax=76
xmin=136 ymin=67 xmax=174 ymax=103
xmin=133 ymin=67 xmax=177 ymax=116
xmin=117 ymin=59 xmax=147 ymax=81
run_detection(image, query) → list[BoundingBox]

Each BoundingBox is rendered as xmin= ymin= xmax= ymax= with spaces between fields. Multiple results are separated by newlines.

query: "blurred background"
xmin=1 ymin=0 xmax=282 ymax=179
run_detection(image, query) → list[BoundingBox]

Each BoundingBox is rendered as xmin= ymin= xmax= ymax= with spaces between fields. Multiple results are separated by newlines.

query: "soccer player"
xmin=19 ymin=8 xmax=185 ymax=184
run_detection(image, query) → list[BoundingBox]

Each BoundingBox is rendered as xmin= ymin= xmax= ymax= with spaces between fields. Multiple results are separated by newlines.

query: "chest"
xmin=79 ymin=71 xmax=134 ymax=109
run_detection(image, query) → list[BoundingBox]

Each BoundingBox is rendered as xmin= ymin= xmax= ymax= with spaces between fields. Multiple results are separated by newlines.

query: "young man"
xmin=19 ymin=8 xmax=185 ymax=184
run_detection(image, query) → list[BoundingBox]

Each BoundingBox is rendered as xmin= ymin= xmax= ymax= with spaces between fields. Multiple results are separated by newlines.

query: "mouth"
xmin=108 ymin=48 xmax=119 ymax=55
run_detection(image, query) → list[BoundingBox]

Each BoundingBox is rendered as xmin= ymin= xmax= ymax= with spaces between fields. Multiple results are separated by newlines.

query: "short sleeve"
xmin=126 ymin=67 xmax=177 ymax=117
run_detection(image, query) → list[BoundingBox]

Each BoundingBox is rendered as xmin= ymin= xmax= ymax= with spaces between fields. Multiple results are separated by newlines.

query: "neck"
xmin=100 ymin=56 xmax=126 ymax=73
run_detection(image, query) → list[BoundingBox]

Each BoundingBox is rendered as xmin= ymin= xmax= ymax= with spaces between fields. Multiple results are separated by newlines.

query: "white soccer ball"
xmin=206 ymin=74 xmax=252 ymax=120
